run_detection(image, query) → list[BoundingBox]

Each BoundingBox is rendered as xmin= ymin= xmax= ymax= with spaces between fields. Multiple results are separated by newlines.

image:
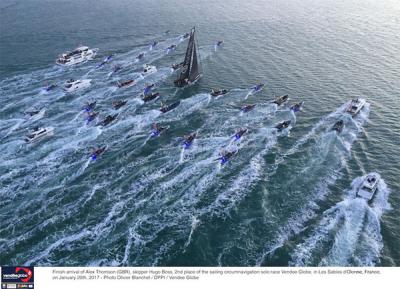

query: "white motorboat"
xmin=56 ymin=46 xmax=97 ymax=66
xmin=25 ymin=127 xmax=54 ymax=143
xmin=141 ymin=64 xmax=157 ymax=77
xmin=64 ymin=79 xmax=92 ymax=93
xmin=345 ymin=98 xmax=366 ymax=117
xmin=356 ymin=172 xmax=380 ymax=201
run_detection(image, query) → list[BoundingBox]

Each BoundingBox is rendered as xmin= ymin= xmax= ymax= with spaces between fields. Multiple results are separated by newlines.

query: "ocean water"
xmin=0 ymin=0 xmax=399 ymax=266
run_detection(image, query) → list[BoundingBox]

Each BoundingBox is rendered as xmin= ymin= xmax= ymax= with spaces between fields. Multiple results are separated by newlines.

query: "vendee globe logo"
xmin=1 ymin=266 xmax=34 ymax=284
xmin=15 ymin=267 xmax=33 ymax=282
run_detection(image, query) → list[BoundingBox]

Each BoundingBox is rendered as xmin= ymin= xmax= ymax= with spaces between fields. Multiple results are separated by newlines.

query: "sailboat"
xmin=174 ymin=27 xmax=201 ymax=87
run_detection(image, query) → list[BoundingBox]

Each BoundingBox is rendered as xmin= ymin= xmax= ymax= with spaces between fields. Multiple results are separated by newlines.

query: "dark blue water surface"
xmin=0 ymin=0 xmax=399 ymax=266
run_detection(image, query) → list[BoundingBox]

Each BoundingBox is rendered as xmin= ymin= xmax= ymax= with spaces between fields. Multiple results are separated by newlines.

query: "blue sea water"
xmin=0 ymin=0 xmax=399 ymax=266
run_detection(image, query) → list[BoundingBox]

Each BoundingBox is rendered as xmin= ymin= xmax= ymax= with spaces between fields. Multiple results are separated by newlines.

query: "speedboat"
xmin=64 ymin=79 xmax=92 ymax=93
xmin=98 ymin=114 xmax=118 ymax=127
xmin=332 ymin=120 xmax=344 ymax=133
xmin=143 ymin=83 xmax=155 ymax=95
xmin=141 ymin=64 xmax=157 ymax=76
xmin=211 ymin=89 xmax=229 ymax=97
xmin=356 ymin=173 xmax=380 ymax=201
xmin=83 ymin=101 xmax=96 ymax=112
xmin=345 ymin=98 xmax=366 ymax=117
xmin=275 ymin=120 xmax=291 ymax=132
xmin=142 ymin=92 xmax=160 ymax=102
xmin=91 ymin=146 xmax=107 ymax=161
xmin=217 ymin=149 xmax=238 ymax=165
xmin=216 ymin=40 xmax=223 ymax=47
xmin=151 ymin=124 xmax=169 ymax=137
xmin=86 ymin=111 xmax=98 ymax=124
xmin=183 ymin=132 xmax=197 ymax=149
xmin=252 ymin=83 xmax=264 ymax=93
xmin=96 ymin=55 xmax=113 ymax=68
xmin=117 ymin=79 xmax=135 ymax=88
xmin=290 ymin=101 xmax=304 ymax=113
xmin=233 ymin=128 xmax=247 ymax=141
xmin=166 ymin=45 xmax=176 ymax=53
xmin=112 ymin=100 xmax=127 ymax=110
xmin=273 ymin=95 xmax=289 ymax=106
xmin=241 ymin=104 xmax=256 ymax=112
xmin=25 ymin=127 xmax=54 ymax=143
xmin=160 ymin=101 xmax=180 ymax=113
xmin=56 ymin=46 xmax=97 ymax=66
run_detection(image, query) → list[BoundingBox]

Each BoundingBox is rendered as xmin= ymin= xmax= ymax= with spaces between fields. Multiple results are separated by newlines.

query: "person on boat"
xmin=332 ymin=120 xmax=344 ymax=133
xmin=217 ymin=149 xmax=237 ymax=164
xmin=151 ymin=123 xmax=167 ymax=137
xmin=84 ymin=101 xmax=96 ymax=112
xmin=290 ymin=101 xmax=303 ymax=112
xmin=91 ymin=146 xmax=106 ymax=160
xmin=86 ymin=111 xmax=98 ymax=123
xmin=234 ymin=128 xmax=247 ymax=140
xmin=136 ymin=53 xmax=145 ymax=60
xmin=253 ymin=83 xmax=264 ymax=92
xmin=241 ymin=104 xmax=256 ymax=112
xmin=183 ymin=132 xmax=197 ymax=148
xmin=143 ymin=83 xmax=155 ymax=95
xmin=273 ymin=95 xmax=289 ymax=105
xmin=44 ymin=83 xmax=57 ymax=91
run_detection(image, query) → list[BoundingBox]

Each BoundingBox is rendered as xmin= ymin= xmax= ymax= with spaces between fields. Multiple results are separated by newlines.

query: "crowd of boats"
xmin=21 ymin=27 xmax=378 ymax=202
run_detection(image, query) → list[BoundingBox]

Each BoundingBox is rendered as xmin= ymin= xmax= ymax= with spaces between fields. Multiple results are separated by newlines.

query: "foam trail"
xmin=256 ymin=102 xmax=370 ymax=265
xmin=290 ymin=174 xmax=391 ymax=266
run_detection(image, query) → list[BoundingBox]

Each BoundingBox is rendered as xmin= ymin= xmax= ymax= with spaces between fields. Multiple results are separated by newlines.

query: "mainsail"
xmin=174 ymin=27 xmax=201 ymax=87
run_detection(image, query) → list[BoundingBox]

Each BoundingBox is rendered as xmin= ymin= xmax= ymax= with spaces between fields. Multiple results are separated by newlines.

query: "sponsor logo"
xmin=1 ymin=267 xmax=34 ymax=289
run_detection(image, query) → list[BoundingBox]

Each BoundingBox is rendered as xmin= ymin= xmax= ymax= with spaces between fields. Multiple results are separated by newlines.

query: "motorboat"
xmin=290 ymin=101 xmax=304 ymax=113
xmin=241 ymin=104 xmax=256 ymax=112
xmin=56 ymin=46 xmax=97 ymax=66
xmin=275 ymin=120 xmax=291 ymax=132
xmin=211 ymin=89 xmax=229 ymax=97
xmin=141 ymin=64 xmax=157 ymax=76
xmin=160 ymin=101 xmax=180 ymax=113
xmin=25 ymin=127 xmax=54 ymax=143
xmin=142 ymin=92 xmax=160 ymax=102
xmin=117 ymin=79 xmax=135 ymax=88
xmin=112 ymin=100 xmax=127 ymax=110
xmin=273 ymin=94 xmax=289 ymax=106
xmin=356 ymin=173 xmax=380 ymax=201
xmin=64 ymin=79 xmax=92 ymax=93
xmin=346 ymin=98 xmax=366 ymax=117
xmin=98 ymin=114 xmax=118 ymax=127
xmin=332 ymin=120 xmax=344 ymax=133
